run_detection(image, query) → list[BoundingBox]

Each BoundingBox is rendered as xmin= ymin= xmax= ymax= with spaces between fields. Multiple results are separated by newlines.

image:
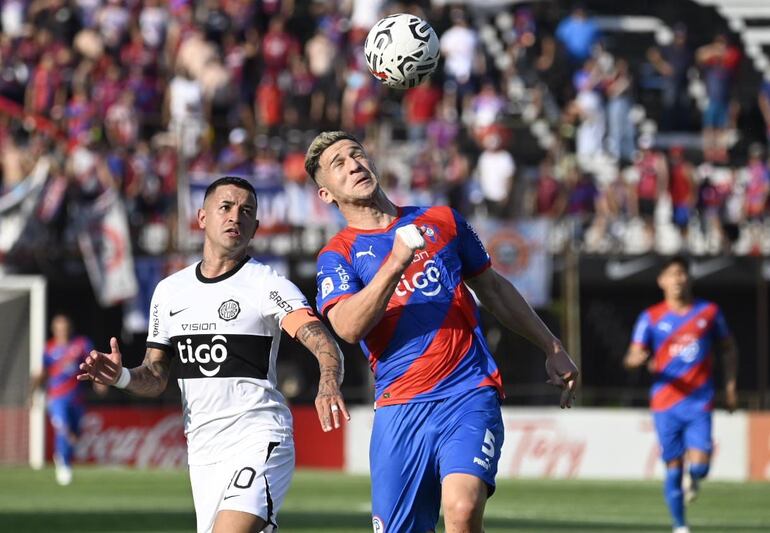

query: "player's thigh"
xmin=47 ymin=401 xmax=69 ymax=434
xmin=213 ymin=510 xmax=266 ymax=533
xmin=370 ymin=402 xmax=441 ymax=533
xmin=191 ymin=439 xmax=294 ymax=533
xmin=683 ymin=410 xmax=713 ymax=457
xmin=438 ymin=387 xmax=504 ymax=497
xmin=441 ymin=472 xmax=487 ymax=528
xmin=653 ymin=411 xmax=686 ymax=463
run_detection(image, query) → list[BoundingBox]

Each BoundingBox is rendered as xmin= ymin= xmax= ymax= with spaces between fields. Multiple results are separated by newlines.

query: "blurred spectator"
xmin=759 ymin=74 xmax=770 ymax=151
xmin=442 ymin=141 xmax=472 ymax=216
xmin=564 ymin=62 xmax=605 ymax=163
xmin=403 ymin=78 xmax=442 ymax=142
xmin=555 ymin=4 xmax=600 ymax=66
xmin=341 ymin=68 xmax=379 ymax=140
xmin=633 ymin=137 xmax=668 ymax=250
xmin=217 ymin=128 xmax=251 ymax=174
xmin=696 ymin=165 xmax=726 ymax=251
xmin=529 ymin=158 xmax=566 ymax=219
xmin=564 ymin=168 xmax=599 ymax=243
xmin=139 ymin=0 xmax=170 ymax=50
xmin=697 ymin=33 xmax=741 ymax=163
xmin=306 ymin=27 xmax=340 ymax=126
xmin=469 ymin=79 xmax=507 ymax=143
xmin=255 ymin=74 xmax=283 ymax=135
xmin=252 ymin=142 xmax=283 ymax=187
xmin=647 ymin=24 xmax=693 ymax=131
xmin=440 ymin=7 xmax=478 ymax=112
xmin=668 ymin=146 xmax=695 ymax=244
xmin=164 ymin=66 xmax=205 ymax=158
xmin=426 ymin=97 xmax=460 ymax=150
xmin=593 ymin=169 xmax=632 ymax=251
xmin=285 ymin=57 xmax=315 ymax=129
xmin=261 ymin=15 xmax=299 ymax=77
xmin=105 ymin=90 xmax=139 ymax=148
xmin=25 ymin=52 xmax=64 ymax=117
xmin=95 ymin=0 xmax=131 ymax=56
xmin=742 ymin=143 xmax=769 ymax=254
xmin=476 ymin=133 xmax=515 ymax=219
xmin=605 ymin=58 xmax=636 ymax=163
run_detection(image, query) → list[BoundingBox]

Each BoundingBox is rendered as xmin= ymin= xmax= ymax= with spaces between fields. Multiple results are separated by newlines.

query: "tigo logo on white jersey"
xmin=178 ymin=335 xmax=229 ymax=376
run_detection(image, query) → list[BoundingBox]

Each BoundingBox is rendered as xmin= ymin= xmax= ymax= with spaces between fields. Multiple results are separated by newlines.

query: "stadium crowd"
xmin=0 ymin=0 xmax=769 ymax=262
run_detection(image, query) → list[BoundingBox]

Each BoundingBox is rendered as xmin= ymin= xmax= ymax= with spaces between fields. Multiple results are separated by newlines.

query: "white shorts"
xmin=189 ymin=438 xmax=295 ymax=533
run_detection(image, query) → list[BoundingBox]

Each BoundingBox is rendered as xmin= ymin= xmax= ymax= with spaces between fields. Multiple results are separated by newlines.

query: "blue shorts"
xmin=703 ymin=101 xmax=728 ymax=128
xmin=672 ymin=205 xmax=690 ymax=229
xmin=653 ymin=408 xmax=712 ymax=463
xmin=369 ymin=387 xmax=503 ymax=533
xmin=47 ymin=398 xmax=84 ymax=437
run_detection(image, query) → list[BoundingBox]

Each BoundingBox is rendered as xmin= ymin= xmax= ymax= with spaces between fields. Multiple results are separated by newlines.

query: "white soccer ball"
xmin=364 ymin=13 xmax=440 ymax=89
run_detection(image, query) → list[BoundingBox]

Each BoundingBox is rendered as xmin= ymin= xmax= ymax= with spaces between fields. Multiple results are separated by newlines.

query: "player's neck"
xmin=341 ymin=191 xmax=399 ymax=230
xmin=666 ymin=296 xmax=692 ymax=313
xmin=199 ymin=248 xmax=247 ymax=278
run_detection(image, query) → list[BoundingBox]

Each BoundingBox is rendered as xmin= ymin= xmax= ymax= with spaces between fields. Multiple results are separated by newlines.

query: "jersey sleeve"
xmin=453 ymin=209 xmax=491 ymax=278
xmin=315 ymin=250 xmax=363 ymax=316
xmin=631 ymin=311 xmax=652 ymax=349
xmin=146 ymin=281 xmax=172 ymax=351
xmin=259 ymin=273 xmax=312 ymax=330
xmin=81 ymin=337 xmax=94 ymax=362
xmin=713 ymin=307 xmax=731 ymax=341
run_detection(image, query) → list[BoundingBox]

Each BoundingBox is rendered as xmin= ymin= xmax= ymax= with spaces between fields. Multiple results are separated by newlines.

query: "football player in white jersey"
xmin=78 ymin=176 xmax=349 ymax=533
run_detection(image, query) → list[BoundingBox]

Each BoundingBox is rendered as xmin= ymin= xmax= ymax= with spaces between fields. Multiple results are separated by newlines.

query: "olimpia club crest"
xmin=218 ymin=299 xmax=241 ymax=321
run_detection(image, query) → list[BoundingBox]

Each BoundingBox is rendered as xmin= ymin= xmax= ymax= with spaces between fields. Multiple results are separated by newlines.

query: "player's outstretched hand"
xmin=77 ymin=337 xmax=123 ymax=386
xmin=545 ymin=347 xmax=579 ymax=409
xmin=392 ymin=224 xmax=426 ymax=267
xmin=315 ymin=383 xmax=350 ymax=432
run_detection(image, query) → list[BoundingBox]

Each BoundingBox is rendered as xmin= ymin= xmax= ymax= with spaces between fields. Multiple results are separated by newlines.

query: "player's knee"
xmin=690 ymin=462 xmax=710 ymax=480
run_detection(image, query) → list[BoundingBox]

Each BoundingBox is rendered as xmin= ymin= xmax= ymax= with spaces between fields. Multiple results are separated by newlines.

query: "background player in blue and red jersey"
xmin=304 ymin=131 xmax=579 ymax=533
xmin=30 ymin=314 xmax=105 ymax=485
xmin=625 ymin=256 xmax=738 ymax=533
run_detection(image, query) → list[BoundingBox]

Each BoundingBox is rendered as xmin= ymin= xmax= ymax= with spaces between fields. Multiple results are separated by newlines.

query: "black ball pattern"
xmin=365 ymin=14 xmax=439 ymax=89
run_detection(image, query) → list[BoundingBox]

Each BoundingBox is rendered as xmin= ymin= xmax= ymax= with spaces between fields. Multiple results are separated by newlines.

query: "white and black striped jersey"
xmin=146 ymin=256 xmax=310 ymax=465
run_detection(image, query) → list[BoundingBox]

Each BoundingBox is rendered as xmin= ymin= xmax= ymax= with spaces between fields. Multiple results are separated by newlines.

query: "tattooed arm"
xmin=294 ymin=318 xmax=350 ymax=432
xmin=78 ymin=337 xmax=170 ymax=398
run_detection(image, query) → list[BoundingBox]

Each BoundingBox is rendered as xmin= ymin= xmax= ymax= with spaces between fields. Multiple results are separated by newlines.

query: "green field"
xmin=1 ymin=467 xmax=768 ymax=532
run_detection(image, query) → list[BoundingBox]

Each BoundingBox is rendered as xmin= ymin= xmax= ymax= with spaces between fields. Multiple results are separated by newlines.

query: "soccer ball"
xmin=364 ymin=13 xmax=440 ymax=89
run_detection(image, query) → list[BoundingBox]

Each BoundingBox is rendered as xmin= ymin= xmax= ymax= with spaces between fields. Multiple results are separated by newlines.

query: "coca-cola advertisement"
xmin=46 ymin=407 xmax=188 ymax=468
xmin=45 ymin=405 xmax=345 ymax=469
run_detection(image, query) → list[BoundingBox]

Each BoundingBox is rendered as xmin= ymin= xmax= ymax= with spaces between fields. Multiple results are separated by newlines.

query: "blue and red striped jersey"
xmin=315 ymin=206 xmax=503 ymax=407
xmin=43 ymin=336 xmax=93 ymax=402
xmin=631 ymin=300 xmax=730 ymax=412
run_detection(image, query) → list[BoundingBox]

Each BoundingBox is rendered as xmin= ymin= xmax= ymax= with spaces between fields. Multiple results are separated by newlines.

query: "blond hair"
xmin=304 ymin=131 xmax=360 ymax=183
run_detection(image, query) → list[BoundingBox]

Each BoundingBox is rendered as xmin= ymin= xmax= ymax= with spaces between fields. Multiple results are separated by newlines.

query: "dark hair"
xmin=660 ymin=254 xmax=689 ymax=273
xmin=204 ymin=176 xmax=257 ymax=206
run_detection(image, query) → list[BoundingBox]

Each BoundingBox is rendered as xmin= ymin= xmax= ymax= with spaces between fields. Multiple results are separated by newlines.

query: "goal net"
xmin=0 ymin=275 xmax=46 ymax=468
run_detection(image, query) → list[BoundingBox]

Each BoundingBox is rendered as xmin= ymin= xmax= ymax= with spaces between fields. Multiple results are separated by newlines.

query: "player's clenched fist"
xmin=392 ymin=224 xmax=426 ymax=267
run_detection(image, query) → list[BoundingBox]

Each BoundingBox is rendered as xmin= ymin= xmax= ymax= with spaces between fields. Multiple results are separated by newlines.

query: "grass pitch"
xmin=0 ymin=467 xmax=768 ymax=532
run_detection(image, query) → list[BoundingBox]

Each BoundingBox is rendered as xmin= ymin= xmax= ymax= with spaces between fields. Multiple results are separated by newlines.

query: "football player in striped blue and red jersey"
xmin=305 ymin=131 xmax=579 ymax=533
xmin=30 ymin=314 xmax=105 ymax=485
xmin=625 ymin=256 xmax=738 ymax=533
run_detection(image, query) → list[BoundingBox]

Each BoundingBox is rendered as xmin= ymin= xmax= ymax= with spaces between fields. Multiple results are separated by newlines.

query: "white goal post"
xmin=0 ymin=275 xmax=46 ymax=469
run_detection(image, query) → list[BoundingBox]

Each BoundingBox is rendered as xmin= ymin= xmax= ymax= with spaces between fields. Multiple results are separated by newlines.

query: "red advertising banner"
xmin=46 ymin=405 xmax=344 ymax=469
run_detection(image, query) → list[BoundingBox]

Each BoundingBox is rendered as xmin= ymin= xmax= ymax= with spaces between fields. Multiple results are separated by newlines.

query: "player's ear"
xmin=197 ymin=207 xmax=206 ymax=230
xmin=317 ymin=186 xmax=336 ymax=206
